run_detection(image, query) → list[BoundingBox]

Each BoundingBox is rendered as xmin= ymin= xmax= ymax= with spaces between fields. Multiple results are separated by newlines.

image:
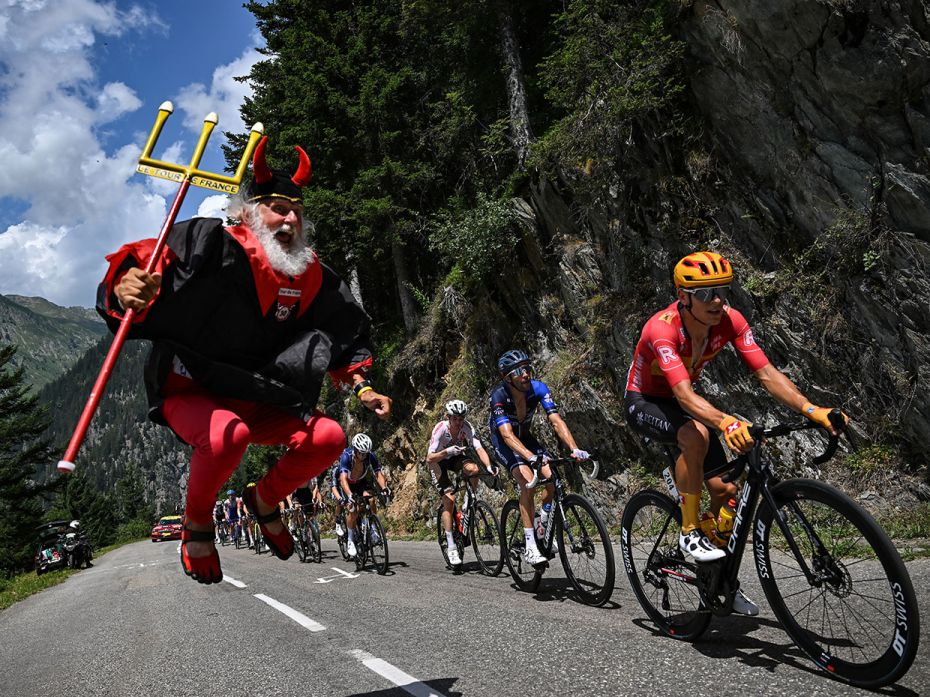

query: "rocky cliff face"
xmin=377 ymin=0 xmax=930 ymax=527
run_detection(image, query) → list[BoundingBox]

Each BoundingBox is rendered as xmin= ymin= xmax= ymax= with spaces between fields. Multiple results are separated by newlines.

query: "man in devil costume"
xmin=97 ymin=137 xmax=392 ymax=584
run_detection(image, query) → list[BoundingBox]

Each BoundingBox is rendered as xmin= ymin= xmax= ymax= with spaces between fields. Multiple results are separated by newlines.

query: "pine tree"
xmin=0 ymin=343 xmax=52 ymax=576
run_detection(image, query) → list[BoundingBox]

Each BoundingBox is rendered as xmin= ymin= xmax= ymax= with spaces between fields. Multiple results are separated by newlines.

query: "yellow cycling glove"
xmin=801 ymin=402 xmax=849 ymax=431
xmin=719 ymin=415 xmax=754 ymax=452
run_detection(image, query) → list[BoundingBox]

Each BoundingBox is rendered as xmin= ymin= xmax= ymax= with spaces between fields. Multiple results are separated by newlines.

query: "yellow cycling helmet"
xmin=674 ymin=251 xmax=733 ymax=289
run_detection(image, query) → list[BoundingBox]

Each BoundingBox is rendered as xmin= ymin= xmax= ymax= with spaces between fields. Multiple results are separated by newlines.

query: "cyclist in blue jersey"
xmin=336 ymin=433 xmax=390 ymax=558
xmin=223 ymin=489 xmax=250 ymax=548
xmin=489 ymin=349 xmax=590 ymax=568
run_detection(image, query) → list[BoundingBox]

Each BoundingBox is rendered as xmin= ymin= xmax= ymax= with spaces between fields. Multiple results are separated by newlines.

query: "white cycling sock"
xmin=445 ymin=531 xmax=456 ymax=548
xmin=524 ymin=528 xmax=540 ymax=552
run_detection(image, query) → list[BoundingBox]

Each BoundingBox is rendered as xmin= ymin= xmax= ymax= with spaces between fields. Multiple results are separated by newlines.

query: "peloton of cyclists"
xmin=223 ymin=489 xmax=250 ymax=548
xmin=336 ymin=433 xmax=390 ymax=559
xmin=426 ymin=399 xmax=498 ymax=566
xmin=623 ymin=251 xmax=847 ymax=615
xmin=489 ymin=349 xmax=590 ymax=568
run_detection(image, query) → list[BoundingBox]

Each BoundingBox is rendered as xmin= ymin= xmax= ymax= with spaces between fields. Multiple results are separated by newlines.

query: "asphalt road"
xmin=1 ymin=535 xmax=927 ymax=697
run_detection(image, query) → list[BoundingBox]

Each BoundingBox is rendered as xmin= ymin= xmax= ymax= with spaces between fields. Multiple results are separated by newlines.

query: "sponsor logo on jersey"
xmin=657 ymin=346 xmax=676 ymax=364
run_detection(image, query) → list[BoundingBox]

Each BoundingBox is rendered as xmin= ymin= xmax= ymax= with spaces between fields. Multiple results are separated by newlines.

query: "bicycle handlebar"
xmin=722 ymin=409 xmax=846 ymax=480
xmin=525 ymin=455 xmax=599 ymax=489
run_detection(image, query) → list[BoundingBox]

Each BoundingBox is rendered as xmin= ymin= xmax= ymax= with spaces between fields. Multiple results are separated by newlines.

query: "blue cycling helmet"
xmin=226 ymin=489 xmax=235 ymax=496
xmin=497 ymin=349 xmax=530 ymax=375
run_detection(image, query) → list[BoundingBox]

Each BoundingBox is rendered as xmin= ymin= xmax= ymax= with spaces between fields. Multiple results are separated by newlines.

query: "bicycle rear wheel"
xmin=471 ymin=501 xmax=504 ymax=576
xmin=619 ymin=490 xmax=710 ymax=641
xmin=436 ymin=505 xmax=464 ymax=570
xmin=368 ymin=515 xmax=389 ymax=575
xmin=557 ymin=493 xmax=615 ymax=606
xmin=756 ymin=479 xmax=920 ymax=688
xmin=500 ymin=499 xmax=542 ymax=592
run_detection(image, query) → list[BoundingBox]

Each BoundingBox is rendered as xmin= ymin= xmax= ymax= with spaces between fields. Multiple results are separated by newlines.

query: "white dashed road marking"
xmin=348 ymin=649 xmax=447 ymax=697
xmin=253 ymin=593 xmax=325 ymax=632
xmin=222 ymin=575 xmax=247 ymax=588
xmin=332 ymin=567 xmax=359 ymax=579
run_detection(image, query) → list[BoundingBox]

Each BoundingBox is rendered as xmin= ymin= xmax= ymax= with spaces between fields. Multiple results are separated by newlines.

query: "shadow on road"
xmin=347 ymin=676 xmax=462 ymax=697
xmin=505 ymin=577 xmax=622 ymax=610
xmin=628 ymin=616 xmax=919 ymax=696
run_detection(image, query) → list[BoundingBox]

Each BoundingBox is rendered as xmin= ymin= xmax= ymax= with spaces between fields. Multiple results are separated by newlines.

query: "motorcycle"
xmin=63 ymin=529 xmax=93 ymax=569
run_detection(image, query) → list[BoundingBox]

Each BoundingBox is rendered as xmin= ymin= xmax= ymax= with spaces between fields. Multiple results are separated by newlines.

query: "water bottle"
xmin=455 ymin=510 xmax=463 ymax=533
xmin=716 ymin=498 xmax=737 ymax=541
xmin=698 ymin=512 xmax=718 ymax=542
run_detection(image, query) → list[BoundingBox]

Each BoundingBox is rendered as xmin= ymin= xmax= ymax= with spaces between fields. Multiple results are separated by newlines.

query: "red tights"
xmin=162 ymin=387 xmax=345 ymax=525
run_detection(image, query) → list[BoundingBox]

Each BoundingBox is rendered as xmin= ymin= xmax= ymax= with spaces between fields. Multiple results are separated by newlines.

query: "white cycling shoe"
xmin=335 ymin=523 xmax=344 ymax=537
xmin=679 ymin=529 xmax=726 ymax=562
xmin=447 ymin=547 xmax=462 ymax=566
xmin=523 ymin=546 xmax=548 ymax=568
xmin=733 ymin=588 xmax=759 ymax=616
xmin=346 ymin=540 xmax=357 ymax=558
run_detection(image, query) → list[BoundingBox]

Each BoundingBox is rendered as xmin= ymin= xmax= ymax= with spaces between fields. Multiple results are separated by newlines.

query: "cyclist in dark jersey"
xmin=489 ymin=349 xmax=590 ymax=568
xmin=336 ymin=433 xmax=389 ymax=558
xmin=625 ymin=251 xmax=847 ymax=613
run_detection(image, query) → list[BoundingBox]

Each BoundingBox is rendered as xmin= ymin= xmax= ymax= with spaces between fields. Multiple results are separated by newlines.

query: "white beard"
xmin=251 ymin=218 xmax=313 ymax=277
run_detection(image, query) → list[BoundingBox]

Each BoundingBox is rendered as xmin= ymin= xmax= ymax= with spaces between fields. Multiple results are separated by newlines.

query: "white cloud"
xmin=0 ymin=1 xmax=260 ymax=307
xmin=175 ymin=42 xmax=263 ymax=136
xmin=196 ymin=195 xmax=230 ymax=220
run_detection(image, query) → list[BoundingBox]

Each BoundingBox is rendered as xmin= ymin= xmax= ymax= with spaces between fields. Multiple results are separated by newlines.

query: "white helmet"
xmin=69 ymin=520 xmax=80 ymax=531
xmin=351 ymin=433 xmax=373 ymax=454
xmin=445 ymin=399 xmax=468 ymax=416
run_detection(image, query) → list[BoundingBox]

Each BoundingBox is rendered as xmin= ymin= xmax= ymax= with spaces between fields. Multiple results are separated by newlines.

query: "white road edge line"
xmin=348 ymin=649 xmax=447 ymax=697
xmin=222 ymin=575 xmax=247 ymax=588
xmin=253 ymin=594 xmax=325 ymax=632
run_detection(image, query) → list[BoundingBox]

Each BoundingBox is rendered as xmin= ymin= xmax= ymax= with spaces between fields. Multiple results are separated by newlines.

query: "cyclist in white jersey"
xmin=426 ymin=400 xmax=497 ymax=566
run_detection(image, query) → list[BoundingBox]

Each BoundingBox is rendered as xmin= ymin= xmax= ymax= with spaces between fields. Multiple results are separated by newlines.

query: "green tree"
xmin=0 ymin=344 xmax=52 ymax=576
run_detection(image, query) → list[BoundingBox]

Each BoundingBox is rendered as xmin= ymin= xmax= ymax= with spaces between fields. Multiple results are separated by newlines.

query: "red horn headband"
xmin=292 ymin=146 xmax=312 ymax=186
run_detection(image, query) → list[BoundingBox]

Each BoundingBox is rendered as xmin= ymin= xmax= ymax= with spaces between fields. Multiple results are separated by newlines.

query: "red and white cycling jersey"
xmin=625 ymin=301 xmax=769 ymax=398
xmin=428 ymin=419 xmax=483 ymax=457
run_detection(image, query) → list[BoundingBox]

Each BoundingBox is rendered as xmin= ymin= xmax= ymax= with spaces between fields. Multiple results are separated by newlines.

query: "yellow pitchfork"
xmin=57 ymin=102 xmax=263 ymax=474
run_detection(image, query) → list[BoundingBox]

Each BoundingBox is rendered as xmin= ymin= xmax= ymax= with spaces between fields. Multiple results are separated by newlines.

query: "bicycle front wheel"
xmin=500 ymin=499 xmax=542 ymax=592
xmin=436 ymin=505 xmax=464 ymax=570
xmin=471 ymin=501 xmax=504 ymax=577
xmin=294 ymin=520 xmax=308 ymax=563
xmin=310 ymin=519 xmax=322 ymax=563
xmin=368 ymin=516 xmax=389 ymax=575
xmin=756 ymin=479 xmax=920 ymax=688
xmin=619 ymin=490 xmax=710 ymax=641
xmin=557 ymin=493 xmax=615 ymax=606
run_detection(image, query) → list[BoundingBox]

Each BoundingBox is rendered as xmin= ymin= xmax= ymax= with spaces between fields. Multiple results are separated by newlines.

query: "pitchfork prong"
xmin=136 ymin=102 xmax=264 ymax=194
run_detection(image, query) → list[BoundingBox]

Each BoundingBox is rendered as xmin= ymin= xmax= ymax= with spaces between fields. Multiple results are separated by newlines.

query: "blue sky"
xmin=0 ymin=0 xmax=265 ymax=307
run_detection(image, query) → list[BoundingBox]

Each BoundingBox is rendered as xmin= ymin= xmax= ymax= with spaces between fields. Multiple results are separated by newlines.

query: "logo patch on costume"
xmin=274 ymin=287 xmax=301 ymax=322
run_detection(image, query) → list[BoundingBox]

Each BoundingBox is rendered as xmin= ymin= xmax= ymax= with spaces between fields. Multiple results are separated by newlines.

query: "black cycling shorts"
xmin=431 ymin=455 xmax=470 ymax=491
xmin=624 ymin=391 xmax=729 ymax=476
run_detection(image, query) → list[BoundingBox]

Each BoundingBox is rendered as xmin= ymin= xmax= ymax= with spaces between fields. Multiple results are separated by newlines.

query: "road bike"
xmin=620 ymin=412 xmax=919 ymax=689
xmin=435 ymin=467 xmax=504 ymax=576
xmin=293 ymin=502 xmax=322 ymax=564
xmin=249 ymin=515 xmax=266 ymax=554
xmin=216 ymin=520 xmax=230 ymax=546
xmin=348 ymin=492 xmax=390 ymax=575
xmin=500 ymin=456 xmax=615 ymax=606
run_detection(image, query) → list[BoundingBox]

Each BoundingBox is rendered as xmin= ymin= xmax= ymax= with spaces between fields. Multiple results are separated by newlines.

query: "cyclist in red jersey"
xmin=625 ymin=251 xmax=847 ymax=612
